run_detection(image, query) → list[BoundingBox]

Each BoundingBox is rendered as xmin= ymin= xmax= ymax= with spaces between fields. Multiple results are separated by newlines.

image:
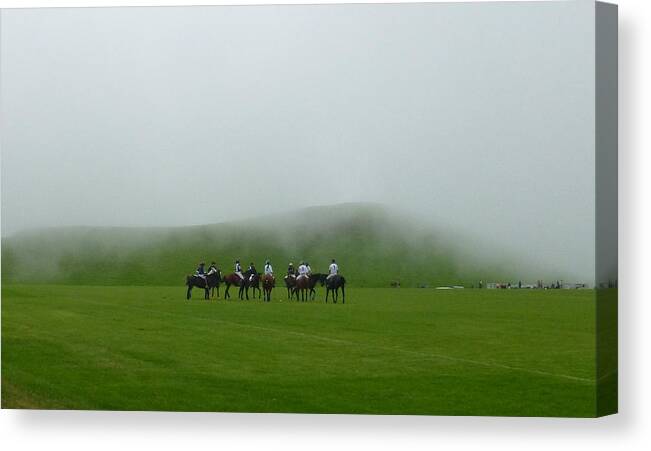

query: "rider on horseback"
xmin=297 ymin=261 xmax=309 ymax=278
xmin=327 ymin=259 xmax=339 ymax=280
xmin=287 ymin=262 xmax=296 ymax=278
xmin=305 ymin=261 xmax=312 ymax=276
xmin=235 ymin=260 xmax=244 ymax=280
xmin=248 ymin=262 xmax=258 ymax=282
xmin=264 ymin=260 xmax=273 ymax=276
xmin=195 ymin=262 xmax=207 ymax=282
xmin=207 ymin=262 xmax=218 ymax=276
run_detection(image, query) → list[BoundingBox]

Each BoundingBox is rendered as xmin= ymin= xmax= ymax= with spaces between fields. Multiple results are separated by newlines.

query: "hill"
xmin=2 ymin=203 xmax=530 ymax=287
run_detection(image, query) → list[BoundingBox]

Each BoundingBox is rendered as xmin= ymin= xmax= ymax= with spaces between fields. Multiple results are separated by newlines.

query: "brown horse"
xmin=222 ymin=272 xmax=245 ymax=299
xmin=295 ymin=274 xmax=311 ymax=302
xmin=262 ymin=273 xmax=275 ymax=302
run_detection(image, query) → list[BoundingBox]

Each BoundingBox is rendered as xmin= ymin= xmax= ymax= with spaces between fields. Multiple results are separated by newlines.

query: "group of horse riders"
xmin=193 ymin=258 xmax=340 ymax=284
xmin=286 ymin=259 xmax=339 ymax=280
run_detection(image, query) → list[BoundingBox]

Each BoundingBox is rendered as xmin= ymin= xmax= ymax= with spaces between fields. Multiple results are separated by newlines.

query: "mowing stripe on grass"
xmin=78 ymin=298 xmax=596 ymax=385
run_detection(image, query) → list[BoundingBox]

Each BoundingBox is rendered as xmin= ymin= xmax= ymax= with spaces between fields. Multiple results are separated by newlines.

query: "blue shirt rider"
xmin=235 ymin=260 xmax=244 ymax=279
xmin=195 ymin=262 xmax=207 ymax=281
xmin=248 ymin=262 xmax=258 ymax=282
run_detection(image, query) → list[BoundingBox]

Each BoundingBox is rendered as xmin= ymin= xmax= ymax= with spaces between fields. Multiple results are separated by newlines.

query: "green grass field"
xmin=1 ymin=284 xmax=608 ymax=416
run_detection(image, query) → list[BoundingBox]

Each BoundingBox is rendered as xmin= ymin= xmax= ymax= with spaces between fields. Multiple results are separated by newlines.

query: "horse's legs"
xmin=341 ymin=285 xmax=345 ymax=304
xmin=225 ymin=283 xmax=230 ymax=299
xmin=187 ymin=286 xmax=192 ymax=300
xmin=325 ymin=288 xmax=329 ymax=303
xmin=205 ymin=287 xmax=210 ymax=300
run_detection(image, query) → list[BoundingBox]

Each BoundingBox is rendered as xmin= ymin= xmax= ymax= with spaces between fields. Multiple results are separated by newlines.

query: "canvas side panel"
xmin=595 ymin=1 xmax=618 ymax=417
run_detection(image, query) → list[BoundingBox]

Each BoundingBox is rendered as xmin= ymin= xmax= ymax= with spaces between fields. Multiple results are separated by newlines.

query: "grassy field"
xmin=1 ymin=285 xmax=606 ymax=416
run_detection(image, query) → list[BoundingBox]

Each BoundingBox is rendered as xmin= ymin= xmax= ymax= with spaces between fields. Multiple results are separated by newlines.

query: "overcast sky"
xmin=1 ymin=2 xmax=595 ymax=281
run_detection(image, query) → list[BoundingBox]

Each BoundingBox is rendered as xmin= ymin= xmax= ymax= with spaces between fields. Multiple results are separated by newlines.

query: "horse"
xmin=284 ymin=274 xmax=297 ymax=300
xmin=295 ymin=274 xmax=311 ymax=302
xmin=239 ymin=270 xmax=261 ymax=300
xmin=307 ymin=273 xmax=327 ymax=300
xmin=325 ymin=274 xmax=346 ymax=304
xmin=209 ymin=270 xmax=223 ymax=298
xmin=186 ymin=271 xmax=222 ymax=300
xmin=222 ymin=272 xmax=245 ymax=299
xmin=262 ymin=273 xmax=275 ymax=302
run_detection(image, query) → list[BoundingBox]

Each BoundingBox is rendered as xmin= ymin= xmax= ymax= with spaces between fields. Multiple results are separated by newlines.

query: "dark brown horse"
xmin=222 ymin=272 xmax=245 ymax=299
xmin=186 ymin=271 xmax=222 ymax=300
xmin=307 ymin=273 xmax=327 ymax=300
xmin=325 ymin=274 xmax=346 ymax=304
xmin=284 ymin=274 xmax=297 ymax=300
xmin=211 ymin=271 xmax=223 ymax=298
xmin=295 ymin=274 xmax=311 ymax=302
xmin=240 ymin=270 xmax=260 ymax=300
xmin=262 ymin=273 xmax=275 ymax=302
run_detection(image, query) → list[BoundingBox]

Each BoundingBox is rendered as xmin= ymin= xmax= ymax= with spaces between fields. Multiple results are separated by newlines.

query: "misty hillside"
xmin=2 ymin=203 xmax=521 ymax=288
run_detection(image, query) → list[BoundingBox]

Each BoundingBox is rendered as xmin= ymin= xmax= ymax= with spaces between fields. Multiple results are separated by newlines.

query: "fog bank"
xmin=1 ymin=3 xmax=595 ymax=283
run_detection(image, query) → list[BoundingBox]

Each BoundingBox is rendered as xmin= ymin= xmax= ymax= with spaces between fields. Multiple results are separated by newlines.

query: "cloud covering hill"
xmin=2 ymin=203 xmax=568 ymax=288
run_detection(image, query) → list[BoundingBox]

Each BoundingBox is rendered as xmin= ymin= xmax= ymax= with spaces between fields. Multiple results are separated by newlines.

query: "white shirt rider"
xmin=264 ymin=263 xmax=273 ymax=275
xmin=328 ymin=262 xmax=339 ymax=278
xmin=297 ymin=264 xmax=308 ymax=277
